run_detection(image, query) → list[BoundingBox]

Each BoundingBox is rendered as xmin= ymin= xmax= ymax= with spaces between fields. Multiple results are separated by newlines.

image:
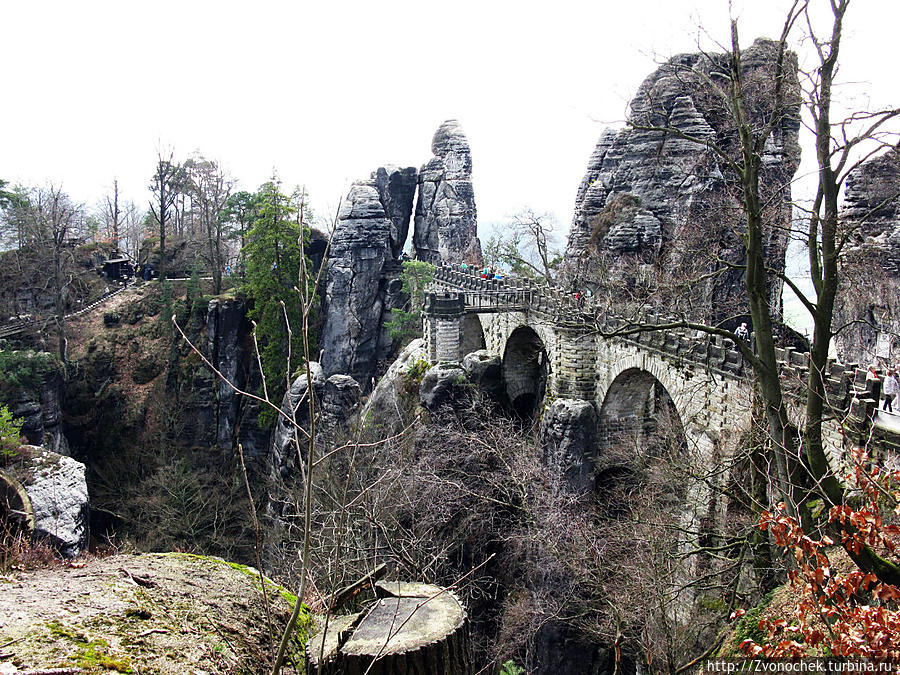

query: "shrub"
xmin=0 ymin=404 xmax=23 ymax=463
xmin=0 ymin=349 xmax=58 ymax=396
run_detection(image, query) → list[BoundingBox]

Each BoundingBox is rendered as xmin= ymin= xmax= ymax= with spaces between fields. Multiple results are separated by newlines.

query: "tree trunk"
xmin=307 ymin=582 xmax=474 ymax=675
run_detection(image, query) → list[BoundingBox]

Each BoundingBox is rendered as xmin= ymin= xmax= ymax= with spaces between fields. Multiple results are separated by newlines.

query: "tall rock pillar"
xmin=413 ymin=120 xmax=483 ymax=266
xmin=319 ymin=167 xmax=417 ymax=389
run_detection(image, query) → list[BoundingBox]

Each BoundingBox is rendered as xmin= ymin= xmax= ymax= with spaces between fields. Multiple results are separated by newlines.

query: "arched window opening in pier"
xmin=460 ymin=314 xmax=486 ymax=356
xmin=502 ymin=326 xmax=548 ymax=419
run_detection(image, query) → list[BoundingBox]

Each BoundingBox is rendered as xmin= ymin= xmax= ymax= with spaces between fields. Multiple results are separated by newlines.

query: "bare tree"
xmin=2 ymin=185 xmax=84 ymax=362
xmin=101 ymin=178 xmax=122 ymax=249
xmin=149 ymin=148 xmax=184 ymax=282
xmin=485 ymin=209 xmax=563 ymax=285
xmin=184 ymin=154 xmax=234 ymax=293
xmin=120 ymin=200 xmax=146 ymax=263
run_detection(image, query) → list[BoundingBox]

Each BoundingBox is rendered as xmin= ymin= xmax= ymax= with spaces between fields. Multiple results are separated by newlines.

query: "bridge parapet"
xmin=426 ymin=262 xmax=863 ymax=412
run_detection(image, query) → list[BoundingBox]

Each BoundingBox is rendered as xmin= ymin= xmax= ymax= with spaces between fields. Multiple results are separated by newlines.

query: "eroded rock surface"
xmin=4 ymin=355 xmax=68 ymax=455
xmin=419 ymin=362 xmax=468 ymax=411
xmin=835 ymin=148 xmax=900 ymax=364
xmin=541 ymin=399 xmax=598 ymax=492
xmin=320 ymin=167 xmax=416 ymax=388
xmin=462 ymin=349 xmax=503 ymax=401
xmin=269 ymin=362 xmax=361 ymax=479
xmin=413 ymin=120 xmax=483 ymax=266
xmin=359 ymin=339 xmax=426 ymax=436
xmin=17 ymin=446 xmax=89 ymax=557
xmin=565 ymin=39 xmax=800 ymax=324
xmin=0 ymin=553 xmax=303 ymax=674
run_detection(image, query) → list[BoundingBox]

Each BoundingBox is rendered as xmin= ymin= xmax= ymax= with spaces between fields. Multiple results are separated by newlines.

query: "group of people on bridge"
xmin=867 ymin=363 xmax=900 ymax=413
xmin=460 ymin=262 xmax=503 ymax=281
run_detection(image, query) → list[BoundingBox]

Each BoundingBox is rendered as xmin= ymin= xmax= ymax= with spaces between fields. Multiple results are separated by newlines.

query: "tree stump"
xmin=306 ymin=581 xmax=473 ymax=675
xmin=0 ymin=468 xmax=34 ymax=537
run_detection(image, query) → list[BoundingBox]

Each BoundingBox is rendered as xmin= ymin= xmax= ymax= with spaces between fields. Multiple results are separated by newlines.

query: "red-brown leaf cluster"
xmin=739 ymin=449 xmax=900 ymax=659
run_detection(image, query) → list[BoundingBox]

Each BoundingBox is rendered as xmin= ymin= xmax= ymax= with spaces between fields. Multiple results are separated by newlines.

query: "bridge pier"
xmin=552 ymin=327 xmax=597 ymax=400
xmin=423 ymin=292 xmax=465 ymax=363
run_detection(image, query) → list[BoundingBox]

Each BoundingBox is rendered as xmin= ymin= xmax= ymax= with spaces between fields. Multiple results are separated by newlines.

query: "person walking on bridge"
xmin=883 ymin=368 xmax=899 ymax=413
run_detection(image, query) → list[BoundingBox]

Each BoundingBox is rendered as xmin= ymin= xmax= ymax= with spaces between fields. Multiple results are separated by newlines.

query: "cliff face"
xmin=319 ymin=167 xmax=417 ymax=389
xmin=834 ymin=148 xmax=900 ymax=364
xmin=413 ymin=120 xmax=483 ymax=266
xmin=565 ymin=39 xmax=800 ymax=324
xmin=1 ymin=355 xmax=68 ymax=455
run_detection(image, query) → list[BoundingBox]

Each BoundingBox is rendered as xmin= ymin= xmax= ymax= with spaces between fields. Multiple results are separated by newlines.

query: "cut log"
xmin=0 ymin=468 xmax=34 ymax=536
xmin=306 ymin=581 xmax=473 ymax=675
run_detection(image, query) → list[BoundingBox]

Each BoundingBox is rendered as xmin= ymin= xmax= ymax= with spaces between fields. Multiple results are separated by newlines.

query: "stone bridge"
xmin=421 ymin=263 xmax=890 ymax=485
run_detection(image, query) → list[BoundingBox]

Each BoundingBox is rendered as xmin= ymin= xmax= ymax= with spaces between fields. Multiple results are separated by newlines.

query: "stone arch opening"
xmin=596 ymin=368 xmax=687 ymax=513
xmin=502 ymin=326 xmax=548 ymax=419
xmin=460 ymin=314 xmax=486 ymax=356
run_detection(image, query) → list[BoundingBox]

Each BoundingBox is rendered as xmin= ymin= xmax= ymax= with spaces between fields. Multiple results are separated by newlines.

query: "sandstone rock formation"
xmin=418 ymin=362 xmax=468 ymax=411
xmin=319 ymin=167 xmax=417 ymax=388
xmin=3 ymin=353 xmax=68 ymax=455
xmin=541 ymin=399 xmax=598 ymax=492
xmin=359 ymin=338 xmax=427 ymax=436
xmin=565 ymin=39 xmax=800 ymax=325
xmin=0 ymin=553 xmax=302 ymax=672
xmin=17 ymin=446 xmax=89 ymax=557
xmin=834 ymin=147 xmax=900 ymax=364
xmin=269 ymin=362 xmax=361 ymax=479
xmin=413 ymin=120 xmax=483 ymax=266
xmin=461 ymin=349 xmax=503 ymax=401
xmin=373 ymin=165 xmax=418 ymax=259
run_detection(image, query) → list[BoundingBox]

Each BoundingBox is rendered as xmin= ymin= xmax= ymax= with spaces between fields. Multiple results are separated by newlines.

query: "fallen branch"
xmin=328 ymin=562 xmax=388 ymax=612
xmin=118 ymin=567 xmax=155 ymax=587
xmin=136 ymin=628 xmax=170 ymax=638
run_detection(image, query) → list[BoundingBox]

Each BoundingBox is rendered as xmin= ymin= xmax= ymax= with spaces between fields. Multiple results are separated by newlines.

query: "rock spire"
xmin=564 ymin=38 xmax=801 ymax=325
xmin=413 ymin=120 xmax=483 ymax=266
xmin=319 ymin=167 xmax=417 ymax=388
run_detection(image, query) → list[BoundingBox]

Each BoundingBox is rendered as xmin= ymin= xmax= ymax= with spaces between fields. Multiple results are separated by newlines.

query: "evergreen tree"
xmin=242 ymin=178 xmax=315 ymax=418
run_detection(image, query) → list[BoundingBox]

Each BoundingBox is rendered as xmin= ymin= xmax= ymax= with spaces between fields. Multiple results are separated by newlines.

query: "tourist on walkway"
xmin=867 ymin=362 xmax=879 ymax=381
xmin=735 ymin=322 xmax=750 ymax=342
xmin=884 ymin=368 xmax=900 ymax=412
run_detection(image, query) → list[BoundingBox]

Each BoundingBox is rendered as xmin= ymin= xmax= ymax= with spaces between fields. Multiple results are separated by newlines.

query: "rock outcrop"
xmin=413 ymin=120 xmax=483 ymax=266
xmin=418 ymin=362 xmax=468 ymax=411
xmin=1 ymin=352 xmax=68 ymax=456
xmin=0 ymin=553 xmax=303 ymax=672
xmin=16 ymin=446 xmax=89 ymax=557
xmin=320 ymin=167 xmax=417 ymax=389
xmin=358 ymin=338 xmax=427 ymax=436
xmin=541 ymin=399 xmax=598 ymax=492
xmin=834 ymin=148 xmax=900 ymax=364
xmin=565 ymin=39 xmax=800 ymax=325
xmin=268 ymin=362 xmax=361 ymax=480
xmin=205 ymin=297 xmax=250 ymax=452
xmin=461 ymin=350 xmax=503 ymax=402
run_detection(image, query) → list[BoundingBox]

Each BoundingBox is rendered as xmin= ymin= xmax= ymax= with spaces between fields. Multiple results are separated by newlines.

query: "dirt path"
xmin=0 ymin=553 xmax=306 ymax=674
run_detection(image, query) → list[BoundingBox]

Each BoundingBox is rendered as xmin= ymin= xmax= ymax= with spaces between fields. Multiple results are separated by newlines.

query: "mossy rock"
xmin=132 ymin=351 xmax=165 ymax=385
xmin=0 ymin=552 xmax=310 ymax=674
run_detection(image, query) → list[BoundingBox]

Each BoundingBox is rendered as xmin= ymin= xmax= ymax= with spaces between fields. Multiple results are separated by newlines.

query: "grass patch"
xmin=47 ymin=620 xmax=133 ymax=673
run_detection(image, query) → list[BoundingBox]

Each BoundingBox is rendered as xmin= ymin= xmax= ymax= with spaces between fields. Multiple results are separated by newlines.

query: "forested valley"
xmin=2 ymin=2 xmax=900 ymax=673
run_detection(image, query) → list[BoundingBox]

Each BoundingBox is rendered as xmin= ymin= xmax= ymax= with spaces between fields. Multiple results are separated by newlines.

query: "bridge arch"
xmin=596 ymin=366 xmax=688 ymax=514
xmin=598 ymin=367 xmax=686 ymax=453
xmin=502 ymin=325 xmax=549 ymax=418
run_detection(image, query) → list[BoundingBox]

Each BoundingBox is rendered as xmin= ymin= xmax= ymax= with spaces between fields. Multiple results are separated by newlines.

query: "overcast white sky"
xmin=2 ymin=0 xmax=897 ymax=242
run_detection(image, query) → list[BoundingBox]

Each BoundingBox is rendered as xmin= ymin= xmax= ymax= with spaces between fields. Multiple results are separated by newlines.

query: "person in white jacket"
xmin=883 ymin=368 xmax=900 ymax=413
